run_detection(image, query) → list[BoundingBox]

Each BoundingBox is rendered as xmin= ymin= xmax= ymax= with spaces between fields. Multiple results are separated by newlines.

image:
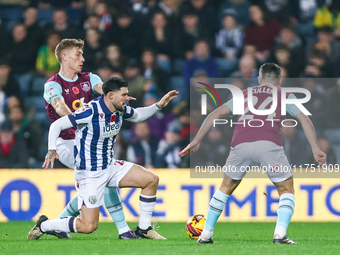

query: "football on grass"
xmin=186 ymin=214 xmax=206 ymax=239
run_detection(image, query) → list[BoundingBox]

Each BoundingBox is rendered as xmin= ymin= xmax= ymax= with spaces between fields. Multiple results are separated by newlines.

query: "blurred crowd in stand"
xmin=0 ymin=0 xmax=340 ymax=168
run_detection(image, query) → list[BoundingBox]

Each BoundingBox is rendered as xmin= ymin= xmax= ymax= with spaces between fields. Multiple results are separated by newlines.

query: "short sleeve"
xmin=223 ymin=99 xmax=233 ymax=114
xmin=44 ymin=81 xmax=63 ymax=104
xmin=286 ymin=93 xmax=302 ymax=117
xmin=90 ymin=73 xmax=103 ymax=92
xmin=123 ymin=103 xmax=135 ymax=120
xmin=68 ymin=104 xmax=93 ymax=126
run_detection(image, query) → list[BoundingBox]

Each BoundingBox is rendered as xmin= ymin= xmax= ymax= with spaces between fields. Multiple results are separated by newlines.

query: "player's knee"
xmin=151 ymin=174 xmax=159 ymax=186
xmin=83 ymin=223 xmax=98 ymax=234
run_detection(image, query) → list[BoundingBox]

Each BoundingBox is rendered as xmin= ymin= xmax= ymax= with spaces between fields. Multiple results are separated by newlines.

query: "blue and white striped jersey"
xmin=67 ymin=95 xmax=134 ymax=171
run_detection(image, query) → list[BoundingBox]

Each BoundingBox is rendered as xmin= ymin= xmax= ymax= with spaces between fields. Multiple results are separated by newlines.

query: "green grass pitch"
xmin=1 ymin=222 xmax=339 ymax=255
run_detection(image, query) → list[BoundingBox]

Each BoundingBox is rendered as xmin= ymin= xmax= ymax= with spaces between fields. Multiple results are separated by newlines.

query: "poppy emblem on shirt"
xmin=110 ymin=115 xmax=116 ymax=122
xmin=76 ymin=182 xmax=79 ymax=188
xmin=72 ymin=86 xmax=80 ymax=94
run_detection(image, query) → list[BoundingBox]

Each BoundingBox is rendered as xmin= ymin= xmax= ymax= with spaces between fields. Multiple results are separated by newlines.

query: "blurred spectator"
xmin=9 ymin=105 xmax=41 ymax=161
xmin=172 ymin=9 xmax=211 ymax=60
xmin=142 ymin=11 xmax=173 ymax=73
xmin=199 ymin=127 xmax=230 ymax=167
xmin=261 ymin=0 xmax=291 ymax=24
xmin=0 ymin=120 xmax=28 ymax=168
xmin=103 ymin=44 xmax=127 ymax=73
xmin=245 ymin=5 xmax=281 ymax=62
xmin=230 ymin=54 xmax=258 ymax=86
xmin=130 ymin=92 xmax=173 ymax=140
xmin=219 ymin=0 xmax=251 ymax=29
xmin=7 ymin=23 xmax=37 ymax=76
xmin=0 ymin=59 xmax=21 ymax=98
xmin=180 ymin=0 xmax=219 ymax=34
xmin=44 ymin=8 xmax=83 ymax=40
xmin=36 ymin=30 xmax=61 ymax=79
xmin=140 ymin=48 xmax=169 ymax=95
xmin=183 ymin=40 xmax=218 ymax=87
xmin=103 ymin=11 xmax=141 ymax=59
xmin=314 ymin=1 xmax=340 ymax=38
xmin=79 ymin=0 xmax=99 ymax=28
xmin=22 ymin=6 xmax=43 ymax=50
xmin=216 ymin=9 xmax=243 ymax=59
xmin=127 ymin=121 xmax=160 ymax=168
xmin=281 ymin=120 xmax=309 ymax=166
xmin=272 ymin=25 xmax=305 ymax=75
xmin=269 ymin=44 xmax=301 ymax=77
xmin=82 ymin=28 xmax=104 ymax=72
xmin=307 ymin=26 xmax=340 ymax=66
xmin=151 ymin=0 xmax=180 ymax=26
xmin=289 ymin=0 xmax=318 ymax=38
xmin=309 ymin=136 xmax=338 ymax=165
xmin=123 ymin=59 xmax=147 ymax=108
xmin=155 ymin=125 xmax=183 ymax=168
xmin=83 ymin=14 xmax=102 ymax=31
xmin=94 ymin=1 xmax=112 ymax=31
xmin=215 ymin=8 xmax=243 ymax=76
xmin=305 ymin=49 xmax=333 ymax=78
xmin=300 ymin=78 xmax=326 ymax=131
xmin=96 ymin=62 xmax=114 ymax=81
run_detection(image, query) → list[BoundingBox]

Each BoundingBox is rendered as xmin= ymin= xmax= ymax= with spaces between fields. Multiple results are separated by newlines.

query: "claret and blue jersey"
xmin=67 ymin=95 xmax=134 ymax=171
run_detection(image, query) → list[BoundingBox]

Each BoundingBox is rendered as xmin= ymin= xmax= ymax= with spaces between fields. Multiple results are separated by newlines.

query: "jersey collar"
xmin=99 ymin=95 xmax=113 ymax=115
xmin=58 ymin=71 xmax=79 ymax=82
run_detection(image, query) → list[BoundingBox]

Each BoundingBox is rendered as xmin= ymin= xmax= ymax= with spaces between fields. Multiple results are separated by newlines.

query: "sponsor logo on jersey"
xmin=100 ymin=113 xmax=104 ymax=119
xmin=64 ymin=89 xmax=69 ymax=94
xmin=72 ymin=86 xmax=80 ymax=94
xmin=48 ymin=87 xmax=56 ymax=99
xmin=80 ymin=82 xmax=91 ymax=92
xmin=102 ymin=122 xmax=120 ymax=138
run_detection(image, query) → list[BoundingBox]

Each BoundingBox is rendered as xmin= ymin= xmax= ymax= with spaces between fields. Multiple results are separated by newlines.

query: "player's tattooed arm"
xmin=51 ymin=97 xmax=72 ymax=117
xmin=42 ymin=150 xmax=59 ymax=169
xmin=179 ymin=105 xmax=231 ymax=157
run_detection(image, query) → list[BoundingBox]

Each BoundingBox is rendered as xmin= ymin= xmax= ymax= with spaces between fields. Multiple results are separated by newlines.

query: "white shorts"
xmin=74 ymin=160 xmax=134 ymax=210
xmin=56 ymin=138 xmax=75 ymax=169
xmin=225 ymin=141 xmax=293 ymax=183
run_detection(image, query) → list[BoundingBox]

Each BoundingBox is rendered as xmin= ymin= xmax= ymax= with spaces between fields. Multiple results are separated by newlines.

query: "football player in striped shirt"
xmin=28 ymin=77 xmax=178 ymax=240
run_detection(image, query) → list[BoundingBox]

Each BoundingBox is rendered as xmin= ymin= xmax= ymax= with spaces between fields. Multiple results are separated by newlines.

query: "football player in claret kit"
xmin=28 ymin=77 xmax=178 ymax=240
xmin=42 ymin=38 xmax=136 ymax=239
xmin=180 ymin=63 xmax=326 ymax=244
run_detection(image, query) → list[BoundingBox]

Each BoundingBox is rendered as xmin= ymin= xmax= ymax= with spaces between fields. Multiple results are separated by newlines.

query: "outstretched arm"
xmin=179 ymin=105 xmax=231 ymax=157
xmin=296 ymin=112 xmax=326 ymax=165
xmin=126 ymin=90 xmax=178 ymax=123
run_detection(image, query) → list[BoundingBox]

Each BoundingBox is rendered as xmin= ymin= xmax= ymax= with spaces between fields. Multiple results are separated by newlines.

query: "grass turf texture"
xmin=1 ymin=222 xmax=339 ymax=255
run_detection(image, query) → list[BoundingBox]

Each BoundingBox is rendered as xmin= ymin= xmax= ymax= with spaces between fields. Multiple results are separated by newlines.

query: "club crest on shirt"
xmin=80 ymin=81 xmax=91 ymax=92
xmin=89 ymin=195 xmax=97 ymax=205
xmin=72 ymin=86 xmax=80 ymax=94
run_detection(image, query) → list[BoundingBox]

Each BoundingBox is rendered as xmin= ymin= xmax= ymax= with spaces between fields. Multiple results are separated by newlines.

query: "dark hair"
xmin=102 ymin=77 xmax=128 ymax=95
xmin=259 ymin=63 xmax=281 ymax=82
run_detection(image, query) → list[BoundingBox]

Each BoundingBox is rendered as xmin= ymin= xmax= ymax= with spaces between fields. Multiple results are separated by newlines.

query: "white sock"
xmin=201 ymin=229 xmax=213 ymax=239
xmin=138 ymin=194 xmax=156 ymax=230
xmin=118 ymin=226 xmax=130 ymax=235
xmin=40 ymin=216 xmax=77 ymax=233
